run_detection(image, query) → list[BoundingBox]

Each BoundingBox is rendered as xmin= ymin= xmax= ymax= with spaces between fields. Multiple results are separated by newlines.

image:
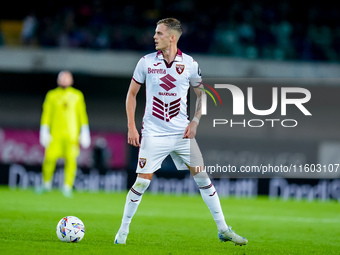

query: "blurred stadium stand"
xmin=2 ymin=0 xmax=340 ymax=62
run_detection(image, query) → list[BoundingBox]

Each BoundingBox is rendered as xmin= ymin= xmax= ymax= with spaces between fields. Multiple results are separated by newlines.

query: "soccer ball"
xmin=56 ymin=216 xmax=85 ymax=243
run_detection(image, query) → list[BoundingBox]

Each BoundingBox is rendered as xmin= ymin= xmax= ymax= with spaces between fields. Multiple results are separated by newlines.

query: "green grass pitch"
xmin=0 ymin=186 xmax=339 ymax=255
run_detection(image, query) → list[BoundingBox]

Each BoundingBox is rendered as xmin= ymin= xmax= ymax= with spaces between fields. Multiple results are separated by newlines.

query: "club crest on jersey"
xmin=139 ymin=158 xmax=147 ymax=168
xmin=175 ymin=64 xmax=185 ymax=75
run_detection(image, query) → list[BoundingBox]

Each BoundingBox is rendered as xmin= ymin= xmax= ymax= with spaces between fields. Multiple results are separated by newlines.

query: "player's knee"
xmin=192 ymin=171 xmax=211 ymax=188
xmin=137 ymin=172 xmax=153 ymax=181
xmin=132 ymin=177 xmax=151 ymax=192
xmin=43 ymin=155 xmax=57 ymax=165
xmin=65 ymin=156 xmax=77 ymax=165
xmin=190 ymin=166 xmax=205 ymax=175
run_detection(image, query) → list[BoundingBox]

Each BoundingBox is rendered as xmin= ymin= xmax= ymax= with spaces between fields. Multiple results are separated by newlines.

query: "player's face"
xmin=57 ymin=71 xmax=73 ymax=88
xmin=154 ymin=24 xmax=171 ymax=51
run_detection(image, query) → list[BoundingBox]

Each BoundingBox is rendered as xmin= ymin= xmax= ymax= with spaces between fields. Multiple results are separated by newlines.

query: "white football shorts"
xmin=136 ymin=135 xmax=204 ymax=174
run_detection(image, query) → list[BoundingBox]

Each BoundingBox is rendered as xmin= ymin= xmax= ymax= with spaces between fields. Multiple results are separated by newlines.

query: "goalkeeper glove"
xmin=79 ymin=125 xmax=91 ymax=149
xmin=39 ymin=125 xmax=52 ymax=147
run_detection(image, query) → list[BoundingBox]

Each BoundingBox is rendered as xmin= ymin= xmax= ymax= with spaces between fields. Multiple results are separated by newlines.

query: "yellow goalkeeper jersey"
xmin=41 ymin=86 xmax=89 ymax=142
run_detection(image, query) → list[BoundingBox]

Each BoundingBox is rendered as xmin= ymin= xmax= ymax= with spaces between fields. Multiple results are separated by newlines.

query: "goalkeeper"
xmin=38 ymin=70 xmax=91 ymax=197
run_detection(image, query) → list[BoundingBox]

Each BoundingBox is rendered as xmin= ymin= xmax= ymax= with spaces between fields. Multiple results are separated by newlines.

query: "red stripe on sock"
xmin=199 ymin=183 xmax=213 ymax=189
xmin=130 ymin=187 xmax=142 ymax=196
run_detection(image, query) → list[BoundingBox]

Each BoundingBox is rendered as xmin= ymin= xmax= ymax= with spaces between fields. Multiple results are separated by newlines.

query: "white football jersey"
xmin=133 ymin=49 xmax=201 ymax=136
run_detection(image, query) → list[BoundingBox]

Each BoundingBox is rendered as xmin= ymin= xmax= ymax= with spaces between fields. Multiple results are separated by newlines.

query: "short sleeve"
xmin=189 ymin=60 xmax=202 ymax=87
xmin=132 ymin=57 xmax=146 ymax=85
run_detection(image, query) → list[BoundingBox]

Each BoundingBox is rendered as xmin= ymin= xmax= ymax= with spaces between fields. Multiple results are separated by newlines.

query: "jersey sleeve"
xmin=77 ymin=92 xmax=89 ymax=126
xmin=189 ymin=60 xmax=202 ymax=87
xmin=40 ymin=91 xmax=53 ymax=127
xmin=132 ymin=57 xmax=146 ymax=85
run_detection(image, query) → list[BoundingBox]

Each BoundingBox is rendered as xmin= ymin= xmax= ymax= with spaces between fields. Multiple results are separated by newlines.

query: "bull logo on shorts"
xmin=175 ymin=64 xmax=185 ymax=75
xmin=139 ymin=158 xmax=147 ymax=168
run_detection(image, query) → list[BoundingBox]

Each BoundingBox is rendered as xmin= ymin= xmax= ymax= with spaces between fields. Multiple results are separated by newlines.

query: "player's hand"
xmin=79 ymin=125 xmax=91 ymax=149
xmin=128 ymin=126 xmax=140 ymax=147
xmin=183 ymin=121 xmax=198 ymax=139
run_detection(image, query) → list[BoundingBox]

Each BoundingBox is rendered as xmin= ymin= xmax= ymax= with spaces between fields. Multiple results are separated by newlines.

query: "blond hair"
xmin=157 ymin=18 xmax=182 ymax=37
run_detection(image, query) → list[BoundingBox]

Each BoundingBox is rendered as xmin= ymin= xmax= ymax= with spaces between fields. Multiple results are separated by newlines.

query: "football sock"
xmin=193 ymin=172 xmax=228 ymax=233
xmin=119 ymin=177 xmax=151 ymax=233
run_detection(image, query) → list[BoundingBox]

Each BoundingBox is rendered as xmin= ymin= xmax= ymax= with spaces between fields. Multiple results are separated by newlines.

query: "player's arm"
xmin=192 ymin=84 xmax=204 ymax=123
xmin=41 ymin=91 xmax=52 ymax=127
xmin=78 ymin=92 xmax=91 ymax=149
xmin=183 ymin=84 xmax=204 ymax=139
xmin=78 ymin=92 xmax=89 ymax=126
xmin=40 ymin=91 xmax=53 ymax=147
xmin=126 ymin=79 xmax=142 ymax=147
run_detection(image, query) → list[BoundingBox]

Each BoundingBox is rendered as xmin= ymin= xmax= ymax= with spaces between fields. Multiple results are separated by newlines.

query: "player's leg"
xmin=63 ymin=141 xmax=80 ymax=197
xmin=38 ymin=140 xmax=61 ymax=192
xmin=41 ymin=153 xmax=57 ymax=191
xmin=173 ymin=137 xmax=228 ymax=232
xmin=115 ymin=173 xmax=152 ymax=244
xmin=190 ymin=168 xmax=229 ymax=232
xmin=120 ymin=173 xmax=153 ymax=232
xmin=115 ymin=136 xmax=171 ymax=244
xmin=174 ymin=137 xmax=248 ymax=245
xmin=171 ymin=137 xmax=226 ymax=227
xmin=190 ymin=167 xmax=247 ymax=245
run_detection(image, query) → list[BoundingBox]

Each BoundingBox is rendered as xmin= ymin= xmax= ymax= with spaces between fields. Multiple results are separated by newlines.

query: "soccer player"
xmin=115 ymin=18 xmax=248 ymax=246
xmin=38 ymin=70 xmax=91 ymax=197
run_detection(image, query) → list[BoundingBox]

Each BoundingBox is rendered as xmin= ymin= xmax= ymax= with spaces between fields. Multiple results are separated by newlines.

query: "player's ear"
xmin=170 ymin=33 xmax=177 ymax=42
